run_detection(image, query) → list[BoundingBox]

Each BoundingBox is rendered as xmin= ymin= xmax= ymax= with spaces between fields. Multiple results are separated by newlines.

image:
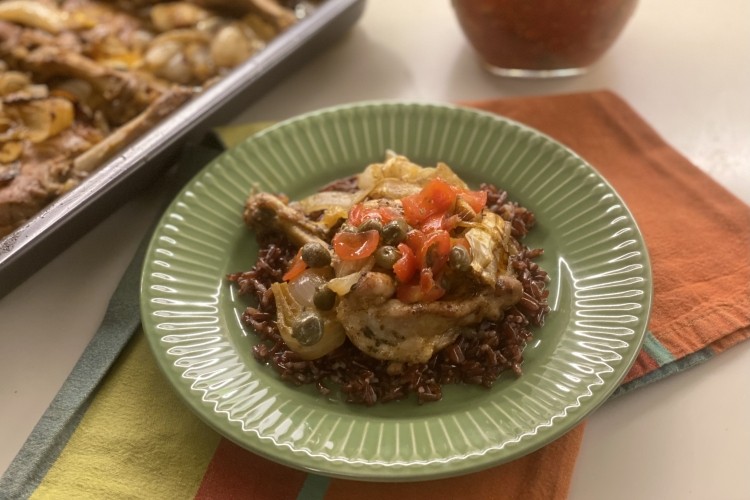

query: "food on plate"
xmin=0 ymin=0 xmax=301 ymax=238
xmin=228 ymin=154 xmax=550 ymax=405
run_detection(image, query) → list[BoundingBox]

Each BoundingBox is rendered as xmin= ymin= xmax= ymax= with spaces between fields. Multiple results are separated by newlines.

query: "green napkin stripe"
xmin=641 ymin=331 xmax=675 ymax=365
xmin=296 ymin=473 xmax=331 ymax=500
xmin=210 ymin=121 xmax=276 ymax=149
xmin=611 ymin=346 xmax=714 ymax=398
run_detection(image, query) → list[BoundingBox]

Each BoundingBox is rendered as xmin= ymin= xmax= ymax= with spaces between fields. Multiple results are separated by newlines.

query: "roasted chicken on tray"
xmin=0 ymin=0 xmax=301 ymax=238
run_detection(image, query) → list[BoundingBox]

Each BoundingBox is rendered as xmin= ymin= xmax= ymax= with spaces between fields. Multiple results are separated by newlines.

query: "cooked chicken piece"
xmin=336 ymin=272 xmax=522 ymax=363
xmin=244 ymin=192 xmax=329 ymax=247
xmin=0 ymin=171 xmax=50 ymax=236
xmin=193 ymin=0 xmax=297 ymax=30
xmin=0 ymin=0 xmax=295 ymax=240
xmin=0 ymin=22 xmax=164 ymax=125
xmin=11 ymin=50 xmax=158 ymax=125
xmin=0 ymin=122 xmax=105 ymax=236
xmin=0 ymin=21 xmax=191 ymax=236
xmin=72 ymin=89 xmax=192 ymax=174
xmin=0 ymin=86 xmax=190 ymax=236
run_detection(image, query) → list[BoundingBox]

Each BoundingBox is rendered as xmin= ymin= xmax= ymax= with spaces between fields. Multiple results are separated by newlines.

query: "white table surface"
xmin=2 ymin=1 xmax=749 ymax=498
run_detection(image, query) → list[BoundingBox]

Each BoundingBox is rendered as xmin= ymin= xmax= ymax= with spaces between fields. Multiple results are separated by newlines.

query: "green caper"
xmin=374 ymin=245 xmax=401 ymax=269
xmin=300 ymin=241 xmax=331 ymax=268
xmin=449 ymin=245 xmax=472 ymax=272
xmin=338 ymin=223 xmax=358 ymax=234
xmin=359 ymin=218 xmax=383 ymax=234
xmin=313 ymin=285 xmax=337 ymax=311
xmin=381 ymin=218 xmax=408 ymax=245
xmin=291 ymin=312 xmax=324 ymax=346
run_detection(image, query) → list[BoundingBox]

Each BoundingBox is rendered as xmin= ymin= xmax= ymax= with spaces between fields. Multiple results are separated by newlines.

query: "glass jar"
xmin=452 ymin=0 xmax=638 ymax=77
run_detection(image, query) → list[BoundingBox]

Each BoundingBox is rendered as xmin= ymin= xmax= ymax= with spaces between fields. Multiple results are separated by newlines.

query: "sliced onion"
xmin=270 ymin=282 xmax=346 ymax=360
xmin=328 ymin=257 xmax=374 ymax=296
xmin=326 ymin=272 xmax=361 ymax=296
xmin=151 ymin=3 xmax=210 ymax=32
xmin=358 ymin=154 xmax=469 ymax=195
xmin=332 ymin=254 xmax=372 ymax=277
xmin=149 ymin=28 xmax=211 ymax=46
xmin=0 ymin=141 xmax=23 ymax=163
xmin=24 ymin=85 xmax=50 ymax=100
xmin=464 ymin=210 xmax=513 ymax=286
xmin=160 ymin=52 xmax=192 ymax=84
xmin=11 ymin=97 xmax=74 ymax=143
xmin=211 ymin=25 xmax=256 ymax=68
xmin=288 ymin=269 xmax=327 ymax=307
xmin=298 ymin=190 xmax=361 ymax=214
xmin=296 ymin=190 xmax=363 ymax=230
xmin=187 ymin=45 xmax=214 ymax=82
xmin=367 ymin=178 xmax=421 ymax=200
xmin=0 ymin=1 xmax=70 ymax=34
xmin=0 ymin=71 xmax=31 ymax=97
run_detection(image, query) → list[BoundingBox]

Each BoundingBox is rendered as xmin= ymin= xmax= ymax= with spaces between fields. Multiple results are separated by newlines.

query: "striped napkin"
xmin=2 ymin=91 xmax=748 ymax=500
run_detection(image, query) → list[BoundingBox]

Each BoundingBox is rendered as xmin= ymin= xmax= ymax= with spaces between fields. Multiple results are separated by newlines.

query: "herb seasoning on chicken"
xmin=228 ymin=154 xmax=550 ymax=405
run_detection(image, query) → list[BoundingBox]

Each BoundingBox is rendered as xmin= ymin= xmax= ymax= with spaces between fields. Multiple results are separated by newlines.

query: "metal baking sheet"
xmin=0 ymin=0 xmax=366 ymax=299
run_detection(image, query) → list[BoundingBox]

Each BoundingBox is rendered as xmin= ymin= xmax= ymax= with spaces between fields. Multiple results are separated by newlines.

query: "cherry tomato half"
xmin=348 ymin=203 xmax=400 ymax=227
xmin=401 ymin=178 xmax=457 ymax=226
xmin=393 ymin=243 xmax=418 ymax=283
xmin=282 ymin=250 xmax=308 ymax=281
xmin=396 ymin=269 xmax=446 ymax=304
xmin=332 ymin=230 xmax=380 ymax=260
xmin=418 ymin=230 xmax=451 ymax=272
xmin=456 ymin=188 xmax=488 ymax=213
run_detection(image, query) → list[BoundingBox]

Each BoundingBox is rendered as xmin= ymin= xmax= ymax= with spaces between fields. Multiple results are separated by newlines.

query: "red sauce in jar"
xmin=453 ymin=0 xmax=638 ymax=73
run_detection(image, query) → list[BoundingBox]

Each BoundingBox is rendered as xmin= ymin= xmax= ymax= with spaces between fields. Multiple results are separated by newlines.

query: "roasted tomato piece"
xmin=393 ymin=243 xmax=418 ymax=283
xmin=348 ymin=203 xmax=400 ymax=227
xmin=420 ymin=213 xmax=462 ymax=233
xmin=401 ymin=178 xmax=457 ymax=226
xmin=396 ymin=269 xmax=445 ymax=304
xmin=418 ymin=229 xmax=451 ymax=272
xmin=456 ymin=188 xmax=488 ymax=213
xmin=332 ymin=230 xmax=380 ymax=260
xmin=282 ymin=250 xmax=308 ymax=281
xmin=404 ymin=229 xmax=426 ymax=255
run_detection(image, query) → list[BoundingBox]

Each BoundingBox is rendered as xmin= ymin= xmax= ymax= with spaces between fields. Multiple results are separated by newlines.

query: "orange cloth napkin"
xmin=4 ymin=91 xmax=749 ymax=500
xmin=468 ymin=91 xmax=750 ymax=381
xmin=308 ymin=90 xmax=750 ymax=499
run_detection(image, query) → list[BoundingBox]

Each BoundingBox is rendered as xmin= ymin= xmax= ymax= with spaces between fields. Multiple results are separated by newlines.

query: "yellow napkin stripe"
xmin=31 ymin=331 xmax=221 ymax=500
xmin=213 ymin=121 xmax=276 ymax=149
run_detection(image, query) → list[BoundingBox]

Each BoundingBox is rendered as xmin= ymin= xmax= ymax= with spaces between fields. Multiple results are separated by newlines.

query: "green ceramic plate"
xmin=140 ymin=102 xmax=652 ymax=481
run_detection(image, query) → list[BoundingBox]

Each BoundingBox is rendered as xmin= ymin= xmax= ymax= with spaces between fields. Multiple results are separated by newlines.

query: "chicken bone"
xmin=244 ymin=191 xmax=329 ymax=248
